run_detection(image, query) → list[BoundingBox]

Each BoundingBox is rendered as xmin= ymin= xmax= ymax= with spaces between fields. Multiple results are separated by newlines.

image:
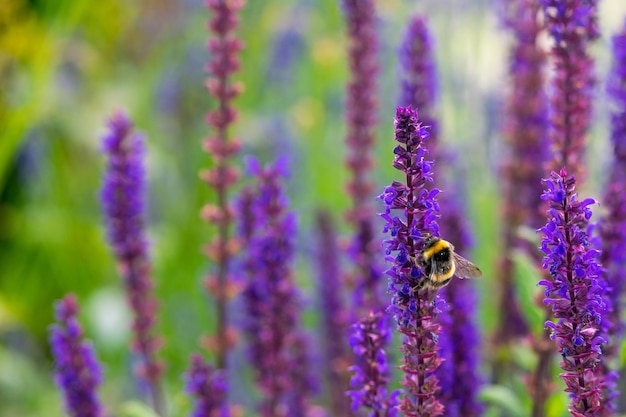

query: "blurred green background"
xmin=2 ymin=0 xmax=626 ymax=416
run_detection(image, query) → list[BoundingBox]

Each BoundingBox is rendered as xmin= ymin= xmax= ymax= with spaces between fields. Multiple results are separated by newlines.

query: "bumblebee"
xmin=414 ymin=235 xmax=482 ymax=290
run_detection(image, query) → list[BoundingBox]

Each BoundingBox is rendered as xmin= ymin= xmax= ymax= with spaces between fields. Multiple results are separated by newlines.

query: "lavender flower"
xmin=315 ymin=211 xmax=351 ymax=416
xmin=398 ymin=16 xmax=438 ymax=156
xmin=435 ymin=179 xmax=483 ymax=417
xmin=341 ymin=0 xmax=383 ymax=312
xmin=538 ymin=169 xmax=607 ymax=416
xmin=49 ymin=294 xmax=104 ymax=417
xmin=597 ymin=20 xmax=626 ymax=412
xmin=542 ymin=0 xmax=598 ymax=180
xmin=240 ymin=157 xmax=312 ymax=417
xmin=100 ymin=111 xmax=163 ymax=414
xmin=380 ymin=106 xmax=443 ymax=417
xmin=201 ymin=0 xmax=245 ymax=370
xmin=185 ymin=354 xmax=229 ymax=417
xmin=347 ymin=311 xmax=399 ymax=417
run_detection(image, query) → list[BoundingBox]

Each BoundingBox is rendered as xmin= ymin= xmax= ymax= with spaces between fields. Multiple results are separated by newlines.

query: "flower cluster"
xmin=538 ymin=169 xmax=607 ymax=416
xmin=185 ymin=354 xmax=229 ymax=417
xmin=542 ymin=0 xmax=598 ymax=180
xmin=341 ymin=0 xmax=383 ymax=312
xmin=49 ymin=294 xmax=104 ymax=417
xmin=201 ymin=0 xmax=245 ymax=369
xmin=347 ymin=311 xmax=398 ymax=417
xmin=100 ymin=111 xmax=163 ymax=413
xmin=380 ymin=106 xmax=443 ymax=417
xmin=239 ymin=157 xmax=312 ymax=417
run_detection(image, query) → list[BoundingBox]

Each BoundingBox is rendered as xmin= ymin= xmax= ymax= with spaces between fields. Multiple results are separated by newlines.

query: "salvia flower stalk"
xmin=341 ymin=0 xmax=383 ymax=312
xmin=542 ymin=0 xmax=599 ymax=180
xmin=435 ymin=179 xmax=483 ymax=417
xmin=597 ymin=20 xmax=626 ymax=412
xmin=185 ymin=354 xmax=229 ymax=417
xmin=398 ymin=15 xmax=438 ymax=156
xmin=315 ymin=211 xmax=351 ymax=416
xmin=347 ymin=311 xmax=399 ymax=417
xmin=100 ymin=111 xmax=163 ymax=414
xmin=538 ymin=169 xmax=607 ymax=416
xmin=49 ymin=294 xmax=104 ymax=417
xmin=380 ymin=106 xmax=443 ymax=417
xmin=201 ymin=0 xmax=245 ymax=370
xmin=240 ymin=157 xmax=312 ymax=417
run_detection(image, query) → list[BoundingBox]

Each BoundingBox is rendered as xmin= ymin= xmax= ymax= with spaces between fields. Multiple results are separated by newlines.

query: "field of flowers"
xmin=2 ymin=1 xmax=626 ymax=416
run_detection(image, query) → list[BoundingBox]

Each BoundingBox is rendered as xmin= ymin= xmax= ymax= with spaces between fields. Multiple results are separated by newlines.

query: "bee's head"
xmin=421 ymin=233 xmax=438 ymax=247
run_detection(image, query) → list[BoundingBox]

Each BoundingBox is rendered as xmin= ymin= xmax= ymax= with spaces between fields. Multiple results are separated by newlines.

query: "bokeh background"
xmin=2 ymin=0 xmax=626 ymax=416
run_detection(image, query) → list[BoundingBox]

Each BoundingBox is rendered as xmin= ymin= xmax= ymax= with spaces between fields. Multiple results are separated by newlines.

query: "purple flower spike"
xmin=539 ymin=169 xmax=608 ymax=416
xmin=202 ymin=0 xmax=246 ymax=369
xmin=542 ymin=0 xmax=598 ymax=180
xmin=341 ymin=0 xmax=383 ymax=312
xmin=347 ymin=311 xmax=399 ymax=417
xmin=185 ymin=354 xmax=229 ymax=417
xmin=239 ymin=158 xmax=313 ymax=417
xmin=380 ymin=106 xmax=444 ymax=417
xmin=100 ymin=111 xmax=163 ymax=414
xmin=315 ymin=211 xmax=351 ymax=416
xmin=398 ymin=16 xmax=438 ymax=155
xmin=598 ymin=20 xmax=626 ymax=412
xmin=49 ymin=294 xmax=104 ymax=417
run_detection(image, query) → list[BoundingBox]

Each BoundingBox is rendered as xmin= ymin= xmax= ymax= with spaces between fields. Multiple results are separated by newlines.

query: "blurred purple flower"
xmin=435 ymin=177 xmax=483 ymax=417
xmin=100 ymin=111 xmax=163 ymax=413
xmin=538 ymin=169 xmax=607 ymax=416
xmin=341 ymin=0 xmax=383 ymax=312
xmin=398 ymin=16 xmax=438 ymax=156
xmin=542 ymin=0 xmax=598 ymax=180
xmin=240 ymin=157 xmax=313 ymax=417
xmin=380 ymin=106 xmax=443 ymax=417
xmin=202 ymin=0 xmax=245 ymax=369
xmin=49 ymin=294 xmax=104 ymax=417
xmin=347 ymin=311 xmax=399 ymax=417
xmin=598 ymin=20 xmax=626 ymax=413
xmin=315 ymin=211 xmax=351 ymax=416
xmin=185 ymin=354 xmax=229 ymax=417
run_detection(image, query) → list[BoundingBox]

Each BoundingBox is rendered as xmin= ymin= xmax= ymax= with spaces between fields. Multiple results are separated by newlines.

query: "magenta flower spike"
xmin=100 ymin=111 xmax=163 ymax=414
xmin=539 ymin=169 xmax=608 ymax=416
xmin=49 ymin=294 xmax=104 ymax=417
xmin=201 ymin=0 xmax=245 ymax=370
xmin=380 ymin=106 xmax=444 ymax=417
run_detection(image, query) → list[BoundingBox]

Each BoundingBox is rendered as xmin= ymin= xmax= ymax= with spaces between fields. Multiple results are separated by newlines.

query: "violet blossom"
xmin=185 ymin=354 xmax=229 ymax=417
xmin=239 ymin=157 xmax=312 ymax=417
xmin=380 ymin=106 xmax=443 ymax=417
xmin=538 ymin=169 xmax=607 ymax=416
xmin=100 ymin=110 xmax=163 ymax=414
xmin=49 ymin=294 xmax=104 ymax=417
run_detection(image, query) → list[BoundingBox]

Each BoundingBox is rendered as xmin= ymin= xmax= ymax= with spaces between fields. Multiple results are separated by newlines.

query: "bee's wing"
xmin=453 ymin=253 xmax=482 ymax=279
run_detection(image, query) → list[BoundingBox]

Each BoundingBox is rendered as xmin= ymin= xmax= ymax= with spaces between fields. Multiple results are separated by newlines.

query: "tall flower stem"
xmin=49 ymin=294 xmax=104 ymax=417
xmin=539 ymin=169 xmax=607 ymax=416
xmin=542 ymin=0 xmax=599 ymax=179
xmin=100 ymin=111 xmax=163 ymax=415
xmin=202 ymin=0 xmax=245 ymax=370
xmin=341 ymin=0 xmax=382 ymax=312
xmin=380 ymin=106 xmax=443 ymax=417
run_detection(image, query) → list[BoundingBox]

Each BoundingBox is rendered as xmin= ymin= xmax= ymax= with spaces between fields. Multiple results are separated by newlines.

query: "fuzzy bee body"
xmin=415 ymin=235 xmax=482 ymax=290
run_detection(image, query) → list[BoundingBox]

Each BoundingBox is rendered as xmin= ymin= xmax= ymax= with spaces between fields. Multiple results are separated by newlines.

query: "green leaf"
xmin=118 ymin=401 xmax=160 ymax=417
xmin=479 ymin=385 xmax=526 ymax=417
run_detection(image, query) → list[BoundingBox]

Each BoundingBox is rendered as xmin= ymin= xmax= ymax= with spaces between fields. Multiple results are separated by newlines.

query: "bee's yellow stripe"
xmin=422 ymin=239 xmax=450 ymax=260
